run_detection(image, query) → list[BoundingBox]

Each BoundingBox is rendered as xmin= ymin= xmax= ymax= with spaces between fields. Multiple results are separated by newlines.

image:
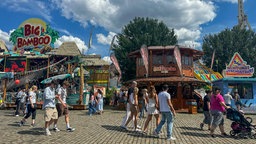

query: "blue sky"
xmin=0 ymin=0 xmax=255 ymax=62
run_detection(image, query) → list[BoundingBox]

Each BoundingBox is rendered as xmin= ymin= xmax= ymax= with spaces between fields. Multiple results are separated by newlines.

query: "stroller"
xmin=226 ymin=108 xmax=256 ymax=139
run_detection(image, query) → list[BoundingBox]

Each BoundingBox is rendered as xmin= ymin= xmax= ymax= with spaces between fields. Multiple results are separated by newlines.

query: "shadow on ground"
xmin=17 ymin=127 xmax=45 ymax=135
xmin=178 ymin=126 xmax=202 ymax=131
xmin=101 ymin=125 xmax=127 ymax=133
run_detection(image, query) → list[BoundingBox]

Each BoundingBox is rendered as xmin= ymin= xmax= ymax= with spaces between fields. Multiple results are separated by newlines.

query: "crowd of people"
xmin=120 ymin=81 xmax=177 ymax=141
xmin=12 ymin=79 xmax=253 ymax=139
xmin=15 ymin=80 xmax=75 ymax=136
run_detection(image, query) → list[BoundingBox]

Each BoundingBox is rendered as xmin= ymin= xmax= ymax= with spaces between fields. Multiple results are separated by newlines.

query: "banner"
xmin=210 ymin=49 xmax=216 ymax=69
xmin=110 ymin=53 xmax=122 ymax=81
xmin=88 ymin=27 xmax=94 ymax=49
xmin=174 ymin=46 xmax=182 ymax=76
xmin=140 ymin=45 xmax=149 ymax=75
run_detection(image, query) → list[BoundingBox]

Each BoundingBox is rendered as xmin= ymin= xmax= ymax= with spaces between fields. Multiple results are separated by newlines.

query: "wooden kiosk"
xmin=129 ymin=45 xmax=206 ymax=110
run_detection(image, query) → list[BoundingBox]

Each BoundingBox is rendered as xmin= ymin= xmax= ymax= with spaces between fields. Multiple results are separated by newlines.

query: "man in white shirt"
xmin=224 ymin=92 xmax=233 ymax=107
xmin=153 ymin=84 xmax=176 ymax=141
xmin=54 ymin=81 xmax=75 ymax=132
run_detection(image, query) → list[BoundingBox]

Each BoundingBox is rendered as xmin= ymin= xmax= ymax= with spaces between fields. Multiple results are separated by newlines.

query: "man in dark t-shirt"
xmin=200 ymin=90 xmax=213 ymax=130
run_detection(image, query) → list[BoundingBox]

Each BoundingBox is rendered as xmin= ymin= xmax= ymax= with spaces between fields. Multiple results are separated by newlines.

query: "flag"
xmin=88 ymin=27 xmax=93 ymax=49
xmin=109 ymin=35 xmax=117 ymax=50
xmin=139 ymin=45 xmax=149 ymax=75
xmin=174 ymin=45 xmax=182 ymax=76
xmin=210 ymin=49 xmax=216 ymax=69
xmin=110 ymin=53 xmax=122 ymax=81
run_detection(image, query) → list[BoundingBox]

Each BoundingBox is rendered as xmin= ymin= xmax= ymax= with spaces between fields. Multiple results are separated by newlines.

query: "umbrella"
xmin=40 ymin=74 xmax=71 ymax=84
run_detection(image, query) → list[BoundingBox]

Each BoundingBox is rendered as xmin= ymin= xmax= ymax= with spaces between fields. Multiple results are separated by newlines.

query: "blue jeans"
xmin=88 ymin=103 xmax=96 ymax=115
xmin=139 ymin=102 xmax=145 ymax=118
xmin=155 ymin=112 xmax=174 ymax=138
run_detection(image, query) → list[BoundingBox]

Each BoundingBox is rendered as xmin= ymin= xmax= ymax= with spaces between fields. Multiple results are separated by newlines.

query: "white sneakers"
xmin=45 ymin=129 xmax=51 ymax=136
xmin=167 ymin=137 xmax=176 ymax=141
xmin=53 ymin=127 xmax=60 ymax=132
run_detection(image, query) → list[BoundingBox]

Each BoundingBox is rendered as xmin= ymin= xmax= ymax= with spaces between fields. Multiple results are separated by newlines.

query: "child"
xmin=88 ymin=91 xmax=96 ymax=116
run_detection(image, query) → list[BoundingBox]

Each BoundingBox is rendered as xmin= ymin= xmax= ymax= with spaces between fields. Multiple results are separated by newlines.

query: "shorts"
xmin=211 ymin=110 xmax=224 ymax=127
xmin=44 ymin=107 xmax=58 ymax=122
xmin=130 ymin=104 xmax=138 ymax=113
xmin=203 ymin=111 xmax=212 ymax=125
xmin=56 ymin=103 xmax=69 ymax=117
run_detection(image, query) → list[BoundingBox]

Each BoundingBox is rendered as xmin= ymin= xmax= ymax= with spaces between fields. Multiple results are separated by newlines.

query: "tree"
xmin=112 ymin=17 xmax=178 ymax=82
xmin=202 ymin=26 xmax=256 ymax=76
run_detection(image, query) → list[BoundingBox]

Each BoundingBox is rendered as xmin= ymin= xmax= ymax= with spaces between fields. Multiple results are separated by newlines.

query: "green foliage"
xmin=45 ymin=24 xmax=59 ymax=44
xmin=105 ymin=87 xmax=117 ymax=99
xmin=9 ymin=27 xmax=24 ymax=45
xmin=112 ymin=17 xmax=178 ymax=82
xmin=202 ymin=26 xmax=256 ymax=77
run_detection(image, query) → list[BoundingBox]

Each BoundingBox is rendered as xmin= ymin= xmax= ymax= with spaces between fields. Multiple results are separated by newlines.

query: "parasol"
xmin=40 ymin=74 xmax=71 ymax=84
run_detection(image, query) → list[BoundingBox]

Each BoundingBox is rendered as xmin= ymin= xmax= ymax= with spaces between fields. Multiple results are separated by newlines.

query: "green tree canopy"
xmin=112 ymin=17 xmax=178 ymax=82
xmin=202 ymin=26 xmax=256 ymax=76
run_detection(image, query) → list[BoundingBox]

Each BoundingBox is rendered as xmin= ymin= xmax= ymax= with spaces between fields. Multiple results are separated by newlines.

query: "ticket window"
xmin=228 ymin=83 xmax=253 ymax=99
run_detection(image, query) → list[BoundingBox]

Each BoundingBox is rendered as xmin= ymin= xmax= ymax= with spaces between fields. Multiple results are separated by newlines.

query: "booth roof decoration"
xmin=223 ymin=52 xmax=254 ymax=77
xmin=9 ymin=18 xmax=59 ymax=54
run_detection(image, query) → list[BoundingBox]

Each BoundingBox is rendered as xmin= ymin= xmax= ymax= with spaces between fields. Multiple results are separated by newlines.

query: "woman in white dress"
xmin=142 ymin=85 xmax=160 ymax=134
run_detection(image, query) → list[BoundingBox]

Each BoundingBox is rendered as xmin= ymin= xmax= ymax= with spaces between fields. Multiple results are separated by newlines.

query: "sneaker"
xmin=45 ymin=129 xmax=52 ymax=136
xmin=19 ymin=121 xmax=24 ymax=127
xmin=53 ymin=127 xmax=60 ymax=132
xmin=15 ymin=115 xmax=19 ymax=117
xmin=200 ymin=123 xmax=204 ymax=130
xmin=137 ymin=125 xmax=142 ymax=129
xmin=167 ymin=137 xmax=176 ymax=140
xmin=67 ymin=127 xmax=75 ymax=132
xmin=153 ymin=130 xmax=159 ymax=138
xmin=135 ymin=128 xmax=141 ymax=132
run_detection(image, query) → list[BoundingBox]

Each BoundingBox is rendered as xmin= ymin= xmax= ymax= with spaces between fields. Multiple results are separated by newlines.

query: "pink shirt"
xmin=210 ymin=93 xmax=225 ymax=112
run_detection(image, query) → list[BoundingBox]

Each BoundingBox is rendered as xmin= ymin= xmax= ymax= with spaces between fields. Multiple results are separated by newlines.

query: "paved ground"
xmin=0 ymin=107 xmax=256 ymax=144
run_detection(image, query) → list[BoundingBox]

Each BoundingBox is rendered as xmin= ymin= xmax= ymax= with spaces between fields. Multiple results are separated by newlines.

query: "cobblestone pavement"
xmin=0 ymin=107 xmax=256 ymax=144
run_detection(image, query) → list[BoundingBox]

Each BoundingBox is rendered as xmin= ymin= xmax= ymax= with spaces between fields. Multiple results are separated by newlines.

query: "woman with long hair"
xmin=96 ymin=89 xmax=104 ymax=115
xmin=124 ymin=87 xmax=140 ymax=131
xmin=142 ymin=85 xmax=160 ymax=134
xmin=19 ymin=85 xmax=38 ymax=127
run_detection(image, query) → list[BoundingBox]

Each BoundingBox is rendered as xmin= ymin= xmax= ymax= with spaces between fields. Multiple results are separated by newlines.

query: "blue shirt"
xmin=43 ymin=86 xmax=56 ymax=109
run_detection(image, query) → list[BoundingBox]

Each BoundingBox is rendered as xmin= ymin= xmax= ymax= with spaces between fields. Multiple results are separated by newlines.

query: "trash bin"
xmin=83 ymin=92 xmax=89 ymax=105
xmin=186 ymin=99 xmax=197 ymax=114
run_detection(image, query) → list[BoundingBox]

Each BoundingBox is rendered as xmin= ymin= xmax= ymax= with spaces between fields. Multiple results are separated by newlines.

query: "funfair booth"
xmin=213 ymin=52 xmax=256 ymax=113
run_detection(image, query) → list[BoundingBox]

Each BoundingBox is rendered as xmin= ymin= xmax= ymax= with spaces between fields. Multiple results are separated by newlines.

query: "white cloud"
xmin=102 ymin=56 xmax=112 ymax=64
xmin=52 ymin=0 xmax=216 ymax=49
xmin=0 ymin=0 xmax=52 ymax=22
xmin=215 ymin=0 xmax=238 ymax=3
xmin=96 ymin=32 xmax=116 ymax=45
xmin=0 ymin=29 xmax=14 ymax=50
xmin=175 ymin=28 xmax=201 ymax=47
xmin=54 ymin=35 xmax=88 ymax=53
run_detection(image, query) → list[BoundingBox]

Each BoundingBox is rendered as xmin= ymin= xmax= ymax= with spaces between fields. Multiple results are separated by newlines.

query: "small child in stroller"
xmin=226 ymin=108 xmax=256 ymax=139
